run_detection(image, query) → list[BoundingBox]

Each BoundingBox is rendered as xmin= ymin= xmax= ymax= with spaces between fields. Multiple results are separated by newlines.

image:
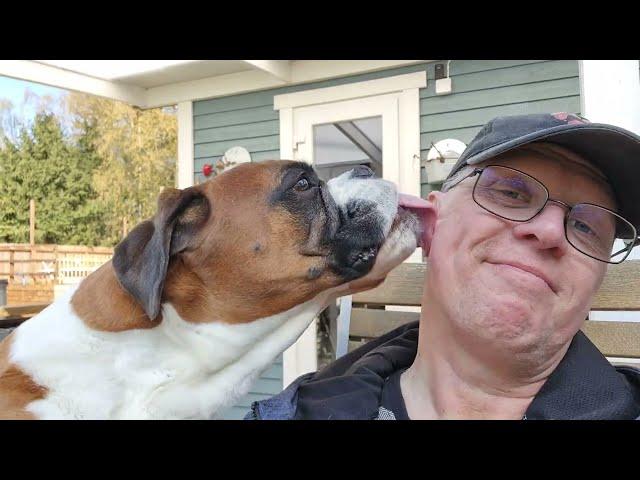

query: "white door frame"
xmin=293 ymin=93 xmax=400 ymax=186
xmin=274 ymin=72 xmax=427 ymax=387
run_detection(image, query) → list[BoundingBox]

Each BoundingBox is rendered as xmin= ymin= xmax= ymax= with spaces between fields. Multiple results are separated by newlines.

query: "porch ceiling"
xmin=0 ymin=60 xmax=429 ymax=109
xmin=35 ymin=60 xmax=255 ymax=88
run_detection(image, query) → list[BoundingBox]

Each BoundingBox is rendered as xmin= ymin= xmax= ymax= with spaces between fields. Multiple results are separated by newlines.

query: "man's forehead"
xmin=513 ymin=143 xmax=608 ymax=182
xmin=486 ymin=142 xmax=618 ymax=207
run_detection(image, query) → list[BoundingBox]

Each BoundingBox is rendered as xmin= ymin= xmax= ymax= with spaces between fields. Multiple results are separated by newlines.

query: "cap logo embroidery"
xmin=551 ymin=112 xmax=590 ymax=125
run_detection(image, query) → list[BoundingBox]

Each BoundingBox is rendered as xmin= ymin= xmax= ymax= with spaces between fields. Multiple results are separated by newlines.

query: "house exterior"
xmin=2 ymin=59 xmax=638 ymax=419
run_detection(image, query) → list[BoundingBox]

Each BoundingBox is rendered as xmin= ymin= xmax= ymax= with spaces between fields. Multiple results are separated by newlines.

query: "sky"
xmin=0 ymin=75 xmax=67 ymax=121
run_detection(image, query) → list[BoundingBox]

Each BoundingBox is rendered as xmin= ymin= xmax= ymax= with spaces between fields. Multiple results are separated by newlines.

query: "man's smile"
xmin=485 ymin=260 xmax=557 ymax=294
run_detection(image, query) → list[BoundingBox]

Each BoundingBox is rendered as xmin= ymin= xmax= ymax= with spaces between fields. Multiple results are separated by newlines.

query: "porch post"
xmin=579 ymin=60 xmax=640 ymax=135
xmin=580 ymin=60 xmax=640 ymax=309
xmin=177 ymin=101 xmax=195 ymax=189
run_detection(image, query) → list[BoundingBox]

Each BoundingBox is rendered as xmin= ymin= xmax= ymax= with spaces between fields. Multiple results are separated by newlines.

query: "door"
xmin=275 ymin=73 xmax=426 ymax=386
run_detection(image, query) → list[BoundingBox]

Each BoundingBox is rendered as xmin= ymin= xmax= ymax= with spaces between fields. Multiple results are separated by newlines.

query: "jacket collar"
xmin=251 ymin=322 xmax=640 ymax=420
xmin=525 ymin=330 xmax=640 ymax=419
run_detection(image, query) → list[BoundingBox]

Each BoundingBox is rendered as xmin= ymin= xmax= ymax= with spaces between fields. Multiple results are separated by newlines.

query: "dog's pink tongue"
xmin=398 ymin=193 xmax=431 ymax=210
xmin=398 ymin=193 xmax=432 ymax=250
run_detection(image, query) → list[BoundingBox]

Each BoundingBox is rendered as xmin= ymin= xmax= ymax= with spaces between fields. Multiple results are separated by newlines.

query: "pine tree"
xmin=0 ymin=113 xmax=107 ymax=245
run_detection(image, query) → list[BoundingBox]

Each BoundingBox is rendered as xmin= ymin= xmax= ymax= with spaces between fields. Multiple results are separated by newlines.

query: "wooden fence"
xmin=0 ymin=243 xmax=113 ymax=305
xmin=0 ymin=243 xmax=113 ymax=286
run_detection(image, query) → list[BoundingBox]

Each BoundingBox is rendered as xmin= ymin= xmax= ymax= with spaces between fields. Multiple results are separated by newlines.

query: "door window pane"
xmin=313 ymin=116 xmax=382 ymax=181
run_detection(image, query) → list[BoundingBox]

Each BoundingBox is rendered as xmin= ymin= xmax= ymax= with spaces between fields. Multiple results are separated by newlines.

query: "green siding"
xmin=421 ymin=97 xmax=580 ymax=141
xmin=192 ymin=63 xmax=430 ymax=184
xmin=195 ymin=106 xmax=279 ymax=129
xmin=192 ymin=60 xmax=581 ymax=418
xmin=419 ymin=60 xmax=580 ymax=197
xmin=216 ymin=357 xmax=284 ymax=420
xmin=194 ymin=60 xmax=580 ymax=191
xmin=420 ymin=77 xmax=579 ymax=115
xmin=195 ymin=135 xmax=279 ymax=159
xmin=194 ymin=120 xmax=279 ymax=144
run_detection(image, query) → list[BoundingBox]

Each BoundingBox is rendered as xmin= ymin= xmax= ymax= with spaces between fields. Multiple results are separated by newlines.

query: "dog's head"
xmin=112 ymin=160 xmax=432 ymax=324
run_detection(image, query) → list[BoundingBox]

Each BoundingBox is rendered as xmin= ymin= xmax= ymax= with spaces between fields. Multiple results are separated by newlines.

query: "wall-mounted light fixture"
xmin=199 ymin=146 xmax=252 ymax=179
xmin=434 ymin=61 xmax=452 ymax=95
xmin=423 ymin=138 xmax=466 ymax=184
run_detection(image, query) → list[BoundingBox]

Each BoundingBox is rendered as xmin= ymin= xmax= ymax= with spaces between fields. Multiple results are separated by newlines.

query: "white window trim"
xmin=275 ymin=72 xmax=426 ymax=387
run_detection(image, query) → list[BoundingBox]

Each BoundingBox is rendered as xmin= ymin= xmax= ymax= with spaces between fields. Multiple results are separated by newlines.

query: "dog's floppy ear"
xmin=112 ymin=187 xmax=210 ymax=321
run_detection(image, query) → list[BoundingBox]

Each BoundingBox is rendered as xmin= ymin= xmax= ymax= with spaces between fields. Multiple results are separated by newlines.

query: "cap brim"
xmin=463 ymin=124 xmax=640 ymax=229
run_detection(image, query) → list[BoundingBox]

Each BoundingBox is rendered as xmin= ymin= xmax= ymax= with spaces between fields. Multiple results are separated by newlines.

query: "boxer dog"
xmin=0 ymin=161 xmax=434 ymax=419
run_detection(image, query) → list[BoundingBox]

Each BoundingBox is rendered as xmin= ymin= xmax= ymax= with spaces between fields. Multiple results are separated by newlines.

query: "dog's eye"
xmin=294 ymin=178 xmax=310 ymax=192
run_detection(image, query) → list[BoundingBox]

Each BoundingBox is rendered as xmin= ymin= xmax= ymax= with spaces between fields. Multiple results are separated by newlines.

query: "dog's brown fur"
xmin=71 ymin=160 xmax=344 ymax=331
xmin=0 ymin=333 xmax=48 ymax=419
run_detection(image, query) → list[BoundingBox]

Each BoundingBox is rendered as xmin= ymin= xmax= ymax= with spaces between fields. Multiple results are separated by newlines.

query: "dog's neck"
xmin=71 ymin=261 xmax=157 ymax=331
xmin=144 ymin=293 xmax=336 ymax=419
xmin=13 ymin=264 xmax=347 ymax=419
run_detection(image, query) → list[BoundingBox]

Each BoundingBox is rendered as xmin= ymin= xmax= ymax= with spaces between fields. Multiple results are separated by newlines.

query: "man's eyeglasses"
xmin=447 ymin=165 xmax=639 ymax=264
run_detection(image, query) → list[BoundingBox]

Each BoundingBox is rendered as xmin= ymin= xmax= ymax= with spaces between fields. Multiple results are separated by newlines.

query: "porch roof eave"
xmin=0 ymin=60 xmax=431 ymax=109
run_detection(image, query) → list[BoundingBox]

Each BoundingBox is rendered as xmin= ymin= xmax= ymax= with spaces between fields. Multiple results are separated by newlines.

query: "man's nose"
xmin=350 ymin=165 xmax=374 ymax=179
xmin=512 ymin=203 xmax=570 ymax=258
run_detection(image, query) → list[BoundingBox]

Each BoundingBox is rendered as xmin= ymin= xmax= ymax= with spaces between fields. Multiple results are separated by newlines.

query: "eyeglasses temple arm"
xmin=446 ymin=168 xmax=482 ymax=190
xmin=611 ymin=236 xmax=640 ymax=258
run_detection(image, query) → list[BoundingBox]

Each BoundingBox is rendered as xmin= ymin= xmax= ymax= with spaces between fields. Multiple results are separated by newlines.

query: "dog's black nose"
xmin=348 ymin=246 xmax=378 ymax=273
xmin=350 ymin=165 xmax=374 ymax=179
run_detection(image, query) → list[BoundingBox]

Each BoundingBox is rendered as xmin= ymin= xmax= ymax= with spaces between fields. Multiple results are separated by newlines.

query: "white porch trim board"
xmin=580 ymin=60 xmax=640 ymax=320
xmin=177 ymin=101 xmax=194 ymax=189
xmin=579 ymin=60 xmax=640 ymax=135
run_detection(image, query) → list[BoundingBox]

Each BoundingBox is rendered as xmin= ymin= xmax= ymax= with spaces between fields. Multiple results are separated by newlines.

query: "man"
xmin=247 ymin=113 xmax=640 ymax=420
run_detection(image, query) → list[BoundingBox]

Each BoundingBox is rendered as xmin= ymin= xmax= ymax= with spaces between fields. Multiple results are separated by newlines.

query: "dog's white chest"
xmin=8 ymin=288 xmax=327 ymax=419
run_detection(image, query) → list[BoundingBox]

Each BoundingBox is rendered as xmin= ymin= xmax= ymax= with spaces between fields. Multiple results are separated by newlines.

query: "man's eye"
xmin=497 ymin=189 xmax=526 ymax=200
xmin=571 ymin=219 xmax=595 ymax=236
xmin=294 ymin=178 xmax=310 ymax=191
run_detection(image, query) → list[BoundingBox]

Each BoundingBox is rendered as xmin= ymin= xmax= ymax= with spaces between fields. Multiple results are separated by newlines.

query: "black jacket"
xmin=247 ymin=321 xmax=640 ymax=420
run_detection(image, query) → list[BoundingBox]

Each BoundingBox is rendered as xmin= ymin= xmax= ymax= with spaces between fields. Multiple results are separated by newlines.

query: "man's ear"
xmin=112 ymin=187 xmax=210 ymax=321
xmin=421 ymin=192 xmax=441 ymax=257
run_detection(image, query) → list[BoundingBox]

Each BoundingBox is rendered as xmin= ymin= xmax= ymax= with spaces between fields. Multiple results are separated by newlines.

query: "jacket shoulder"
xmin=246 ymin=321 xmax=420 ymax=420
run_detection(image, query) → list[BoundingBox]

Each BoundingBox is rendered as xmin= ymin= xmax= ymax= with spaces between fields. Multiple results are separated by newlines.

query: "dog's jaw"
xmin=346 ymin=209 xmax=420 ymax=294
